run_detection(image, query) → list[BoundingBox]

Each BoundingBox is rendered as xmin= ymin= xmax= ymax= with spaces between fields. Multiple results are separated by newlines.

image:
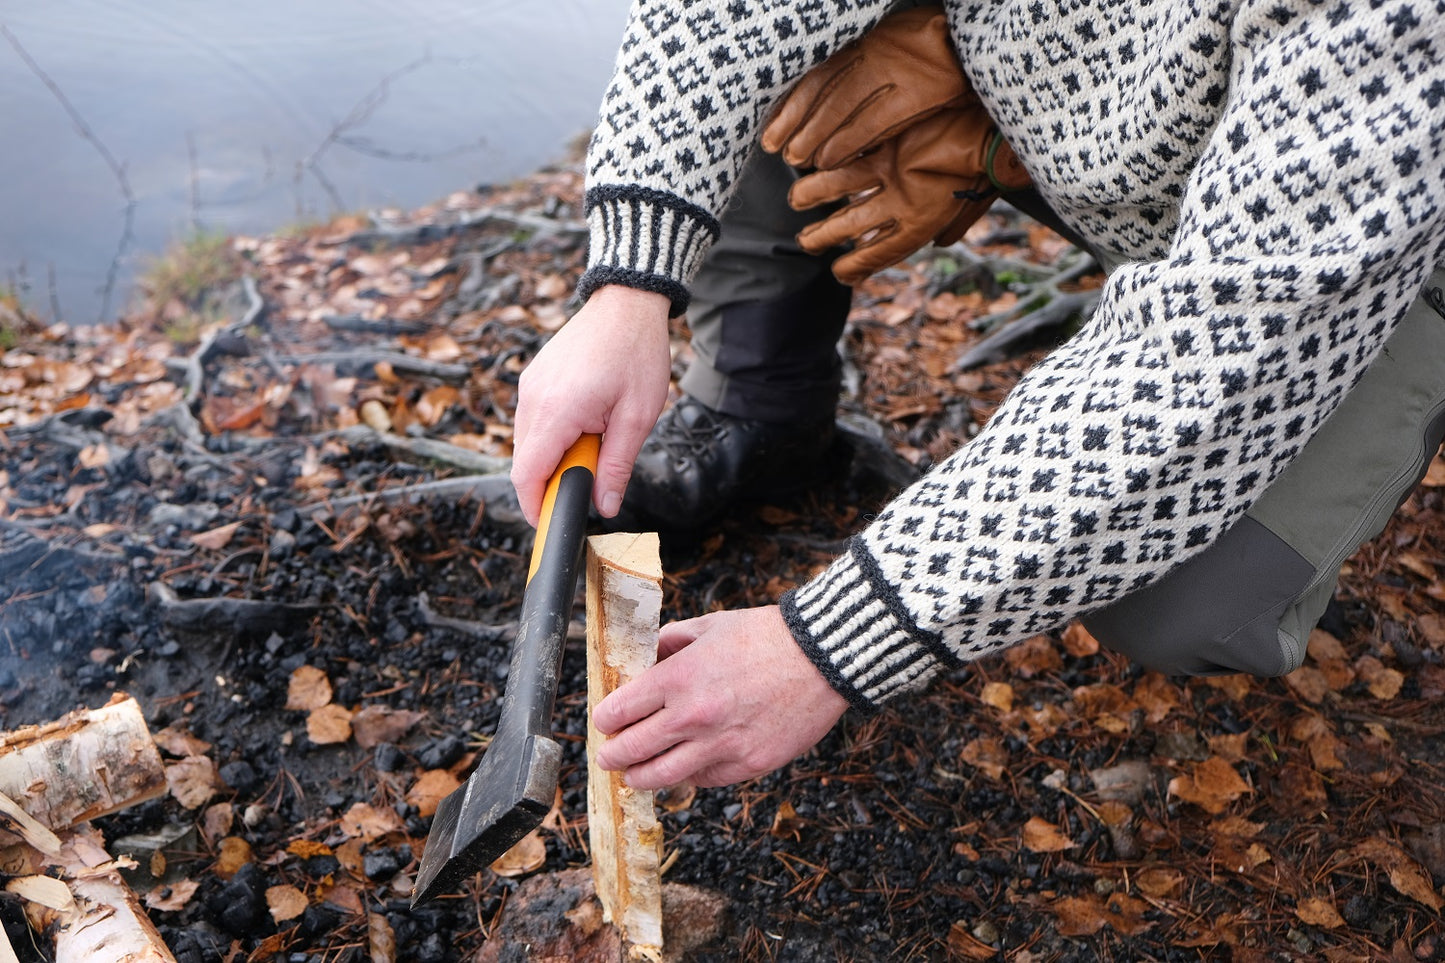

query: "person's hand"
xmin=511 ymin=285 xmax=672 ymax=526
xmin=592 ymin=606 xmax=849 ymax=789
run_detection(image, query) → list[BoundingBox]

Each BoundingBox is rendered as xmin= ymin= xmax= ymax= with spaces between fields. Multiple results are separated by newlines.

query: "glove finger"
xmin=830 ymin=222 xmax=915 ymax=285
xmin=760 ymin=54 xmax=861 ymax=160
xmin=811 ymin=99 xmax=950 ymax=170
xmin=796 ymin=199 xmax=893 ymax=254
xmin=788 ymin=164 xmax=884 ymax=211
xmin=782 ymin=82 xmax=892 ymax=168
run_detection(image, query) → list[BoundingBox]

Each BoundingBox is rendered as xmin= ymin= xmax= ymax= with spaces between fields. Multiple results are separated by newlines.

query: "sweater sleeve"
xmin=578 ymin=0 xmax=894 ymax=315
xmin=783 ymin=0 xmax=1445 ymax=710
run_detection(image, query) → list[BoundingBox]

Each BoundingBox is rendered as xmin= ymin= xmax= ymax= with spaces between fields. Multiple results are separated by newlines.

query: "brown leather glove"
xmin=761 ymin=6 xmax=972 ymax=170
xmin=788 ymin=104 xmax=1031 ymax=286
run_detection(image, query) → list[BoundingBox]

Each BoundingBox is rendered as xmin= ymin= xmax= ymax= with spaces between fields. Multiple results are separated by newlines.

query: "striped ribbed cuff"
xmin=580 ymin=185 xmax=721 ymax=318
xmin=781 ymin=539 xmax=960 ymax=712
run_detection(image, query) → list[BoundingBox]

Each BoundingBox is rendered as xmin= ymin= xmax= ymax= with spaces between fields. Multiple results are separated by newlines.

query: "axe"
xmin=412 ymin=434 xmax=599 ymax=905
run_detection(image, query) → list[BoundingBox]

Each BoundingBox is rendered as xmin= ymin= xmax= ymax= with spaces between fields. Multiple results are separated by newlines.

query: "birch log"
xmin=0 ymin=694 xmax=166 ymax=838
xmin=586 ymin=532 xmax=664 ymax=961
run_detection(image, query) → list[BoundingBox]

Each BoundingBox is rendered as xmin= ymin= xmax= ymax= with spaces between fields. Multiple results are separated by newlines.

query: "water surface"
xmin=0 ymin=1 xmax=631 ymax=323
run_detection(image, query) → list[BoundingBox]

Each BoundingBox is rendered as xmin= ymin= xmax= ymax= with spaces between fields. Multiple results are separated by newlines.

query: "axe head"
xmin=411 ymin=730 xmax=561 ymax=906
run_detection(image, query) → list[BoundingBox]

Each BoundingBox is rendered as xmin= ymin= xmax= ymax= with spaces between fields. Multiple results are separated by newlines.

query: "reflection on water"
xmin=0 ymin=0 xmax=631 ymax=323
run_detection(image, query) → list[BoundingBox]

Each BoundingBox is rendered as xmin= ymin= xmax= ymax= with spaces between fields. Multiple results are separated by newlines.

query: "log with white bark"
xmin=586 ymin=532 xmax=665 ymax=962
xmin=0 ymin=694 xmax=166 ymax=838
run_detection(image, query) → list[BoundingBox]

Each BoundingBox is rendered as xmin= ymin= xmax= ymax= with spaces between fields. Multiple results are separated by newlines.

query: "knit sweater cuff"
xmin=781 ymin=539 xmax=960 ymax=713
xmin=579 ymin=185 xmax=721 ymax=318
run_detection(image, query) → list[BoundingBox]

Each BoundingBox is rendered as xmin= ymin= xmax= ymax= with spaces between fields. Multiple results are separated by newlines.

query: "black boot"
xmin=611 ymin=396 xmax=846 ymax=532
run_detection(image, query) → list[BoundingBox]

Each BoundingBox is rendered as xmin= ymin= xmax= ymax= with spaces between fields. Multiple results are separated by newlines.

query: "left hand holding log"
xmin=591 ymin=607 xmax=848 ymax=789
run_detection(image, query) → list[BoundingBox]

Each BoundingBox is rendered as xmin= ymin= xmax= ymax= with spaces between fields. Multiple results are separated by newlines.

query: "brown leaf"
xmin=490 ymin=829 xmax=546 ymax=877
xmin=1296 ymin=897 xmax=1345 ymax=929
xmin=1354 ymin=838 xmax=1445 ymax=912
xmin=1060 ymin=622 xmax=1100 ymax=657
xmin=1021 ymin=816 xmax=1075 ymax=853
xmin=1307 ymin=629 xmax=1349 ymax=662
xmin=215 ymin=836 xmax=252 ymax=878
xmin=959 ymin=737 xmax=1009 ymax=781
xmin=369 ymin=911 xmax=397 ymax=963
xmin=152 ymin=723 xmax=212 ymax=758
xmin=144 ymin=878 xmax=200 ymax=912
xmin=1355 ymin=655 xmax=1404 ymax=700
xmin=351 ymin=706 xmax=427 ymax=749
xmin=287 ymin=839 xmax=334 ymax=860
xmin=1135 ymin=867 xmax=1184 ymax=898
xmin=286 ymin=665 xmax=333 ymax=711
xmin=359 ymin=399 xmax=392 ymax=433
xmin=201 ymin=803 xmax=234 ymax=845
xmin=1004 ymin=635 xmax=1063 ymax=678
xmin=190 ymin=521 xmax=242 ymax=551
xmin=1132 ymin=673 xmax=1182 ymax=723
xmin=166 ymin=755 xmax=219 ymax=810
xmin=945 ymin=922 xmax=996 ymax=961
xmin=339 ymin=803 xmax=404 ymax=843
xmin=1052 ymin=894 xmax=1107 ymax=937
xmin=405 ymin=770 xmax=462 ymax=819
xmin=980 ymin=681 xmax=1013 ymax=712
xmin=1291 ymin=714 xmax=1345 ymax=770
xmin=770 ymin=800 xmax=803 ymax=839
xmin=1169 ymin=757 xmax=1250 ymax=814
xmin=416 ymin=386 xmax=459 ymax=427
xmin=307 ymin=703 xmax=354 ymax=745
xmin=1105 ymin=892 xmax=1154 ymax=936
xmin=266 ymin=884 xmax=308 ymax=923
xmin=1283 ymin=664 xmax=1330 ymax=704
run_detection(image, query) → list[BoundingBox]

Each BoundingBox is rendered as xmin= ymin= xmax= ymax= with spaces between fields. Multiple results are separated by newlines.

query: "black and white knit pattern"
xmin=585 ymin=0 xmax=1445 ymax=708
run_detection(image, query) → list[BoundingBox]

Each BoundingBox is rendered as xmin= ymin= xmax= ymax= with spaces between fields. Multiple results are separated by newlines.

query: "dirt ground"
xmin=1 ymin=162 xmax=1444 ymax=962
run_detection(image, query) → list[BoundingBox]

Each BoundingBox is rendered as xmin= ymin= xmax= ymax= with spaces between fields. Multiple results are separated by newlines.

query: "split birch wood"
xmin=0 ymin=694 xmax=166 ymax=838
xmin=586 ymin=532 xmax=665 ymax=961
xmin=47 ymin=827 xmax=176 ymax=963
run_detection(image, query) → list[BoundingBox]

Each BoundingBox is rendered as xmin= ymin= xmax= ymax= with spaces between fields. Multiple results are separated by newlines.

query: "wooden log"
xmin=586 ymin=532 xmax=665 ymax=962
xmin=0 ymin=694 xmax=166 ymax=837
xmin=48 ymin=828 xmax=176 ymax=963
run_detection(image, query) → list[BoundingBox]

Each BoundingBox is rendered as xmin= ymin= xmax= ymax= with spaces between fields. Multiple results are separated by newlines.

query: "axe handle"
xmin=504 ymin=433 xmax=600 ymax=740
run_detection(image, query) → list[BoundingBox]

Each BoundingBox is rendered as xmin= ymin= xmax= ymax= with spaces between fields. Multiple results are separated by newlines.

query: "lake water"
xmin=0 ymin=1 xmax=632 ymax=324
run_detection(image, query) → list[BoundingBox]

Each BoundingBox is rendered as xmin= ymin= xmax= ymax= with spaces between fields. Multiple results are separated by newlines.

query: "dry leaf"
xmin=405 ymin=770 xmax=462 ymax=819
xmin=77 ymin=444 xmax=109 ymax=469
xmin=307 ymin=703 xmax=354 ymax=745
xmin=166 ymin=755 xmax=219 ymax=809
xmin=1355 ymin=655 xmax=1404 ymax=700
xmin=339 ymin=803 xmax=404 ymax=843
xmin=287 ymin=839 xmax=334 ymax=860
xmin=152 ymin=724 xmax=211 ymax=758
xmin=490 ymin=829 xmax=546 ymax=877
xmin=351 ymin=705 xmax=427 ymax=749
xmin=215 ymin=836 xmax=252 ymax=878
xmin=1021 ymin=816 xmax=1075 ymax=853
xmin=657 ymin=782 xmax=697 ymax=814
xmin=286 ymin=665 xmax=333 ymax=711
xmin=1296 ymin=897 xmax=1345 ymax=929
xmin=1135 ymin=867 xmax=1184 ymax=898
xmin=959 ymin=737 xmax=1009 ymax=781
xmin=1060 ymin=622 xmax=1100 ymax=656
xmin=1282 ymin=664 xmax=1329 ymax=704
xmin=415 ymin=385 xmax=459 ymax=426
xmin=266 ymin=884 xmax=308 ymax=923
xmin=946 ymin=922 xmax=996 ymax=960
xmin=1168 ymin=757 xmax=1250 ymax=814
xmin=980 ymin=681 xmax=1014 ymax=712
xmin=1052 ymin=895 xmax=1107 ymax=937
xmin=1354 ymin=837 xmax=1444 ymax=912
xmin=145 ymin=878 xmax=200 ymax=912
xmin=1291 ymin=714 xmax=1345 ymax=770
xmin=770 ymin=800 xmax=802 ymax=839
xmin=190 ymin=521 xmax=242 ymax=551
xmin=369 ymin=911 xmax=398 ymax=963
xmin=199 ymin=803 xmax=234 ymax=846
xmin=359 ymin=399 xmax=392 ymax=433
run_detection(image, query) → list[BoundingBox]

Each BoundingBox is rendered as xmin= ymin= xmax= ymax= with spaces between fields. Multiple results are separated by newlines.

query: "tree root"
xmin=954 ymin=250 xmax=1102 ymax=372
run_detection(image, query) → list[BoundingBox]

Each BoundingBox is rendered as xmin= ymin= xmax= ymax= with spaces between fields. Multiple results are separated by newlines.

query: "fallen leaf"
xmin=201 ymin=803 xmax=234 ymax=845
xmin=307 ymin=703 xmax=354 ymax=745
xmin=286 ymin=665 xmax=333 ymax=711
xmin=1052 ymin=895 xmax=1107 ymax=937
xmin=1105 ymin=892 xmax=1154 ymax=936
xmin=144 ymin=878 xmax=200 ymax=912
xmin=339 ymin=803 xmax=403 ymax=843
xmin=1060 ymin=622 xmax=1099 ymax=657
xmin=1296 ymin=897 xmax=1345 ymax=929
xmin=657 ymin=782 xmax=697 ymax=814
xmin=166 ymin=755 xmax=219 ymax=809
xmin=359 ymin=399 xmax=392 ymax=433
xmin=770 ymin=800 xmax=802 ymax=839
xmin=946 ymin=922 xmax=996 ymax=960
xmin=415 ymin=385 xmax=459 ymax=426
xmin=1169 ymin=757 xmax=1250 ymax=814
xmin=215 ymin=836 xmax=252 ymax=878
xmin=405 ymin=770 xmax=462 ymax=819
xmin=1021 ymin=816 xmax=1075 ymax=853
xmin=980 ymin=681 xmax=1013 ymax=712
xmin=1282 ymin=665 xmax=1329 ymax=704
xmin=190 ymin=521 xmax=242 ymax=551
xmin=1307 ymin=629 xmax=1349 ymax=662
xmin=287 ymin=839 xmax=334 ymax=860
xmin=369 ymin=911 xmax=398 ymax=963
xmin=351 ymin=706 xmax=427 ymax=749
xmin=77 ymin=443 xmax=109 ymax=469
xmin=490 ymin=829 xmax=546 ymax=878
xmin=1004 ymin=635 xmax=1063 ymax=678
xmin=1354 ymin=837 xmax=1445 ymax=912
xmin=1354 ymin=655 xmax=1404 ymax=700
xmin=1089 ymin=760 xmax=1153 ymax=804
xmin=1291 ymin=714 xmax=1345 ymax=770
xmin=1135 ymin=867 xmax=1184 ymax=898
xmin=266 ymin=884 xmax=308 ymax=923
xmin=960 ymin=737 xmax=1009 ymax=781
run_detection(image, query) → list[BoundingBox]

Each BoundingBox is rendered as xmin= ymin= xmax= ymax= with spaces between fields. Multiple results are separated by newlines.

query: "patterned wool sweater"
xmin=580 ymin=0 xmax=1445 ymax=709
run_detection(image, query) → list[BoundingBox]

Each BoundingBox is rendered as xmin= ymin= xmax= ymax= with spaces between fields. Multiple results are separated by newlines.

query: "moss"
xmin=140 ymin=231 xmax=243 ymax=310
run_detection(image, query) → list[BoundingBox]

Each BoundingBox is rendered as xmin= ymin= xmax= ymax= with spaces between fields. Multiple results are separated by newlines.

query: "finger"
xmin=620 ymin=739 xmax=721 ymax=791
xmin=657 ymin=614 xmax=713 ymax=659
xmin=760 ymin=54 xmax=860 ymax=160
xmin=509 ymin=426 xmax=567 ymax=529
xmin=797 ymin=199 xmax=893 ymax=254
xmin=594 ymin=703 xmax=685 ymax=773
xmin=591 ymin=667 xmax=668 ymax=736
xmin=788 ymin=164 xmax=882 ymax=211
xmin=593 ymin=401 xmax=655 ymax=517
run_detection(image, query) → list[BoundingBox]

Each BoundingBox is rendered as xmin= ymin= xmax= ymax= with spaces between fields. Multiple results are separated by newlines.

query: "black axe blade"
xmin=412 ymin=437 xmax=597 ymax=906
